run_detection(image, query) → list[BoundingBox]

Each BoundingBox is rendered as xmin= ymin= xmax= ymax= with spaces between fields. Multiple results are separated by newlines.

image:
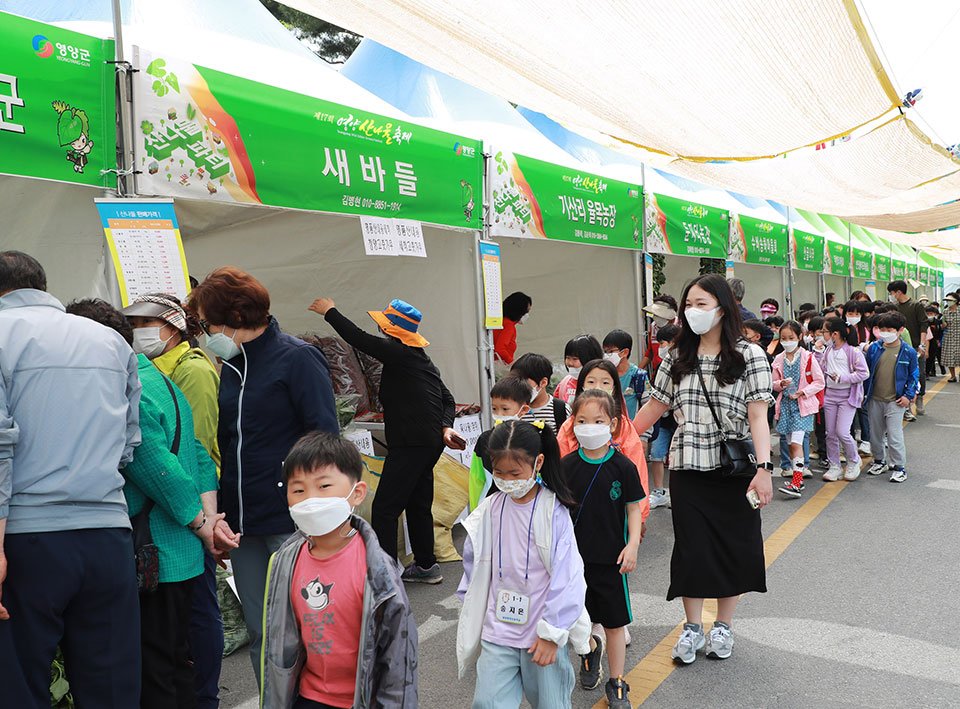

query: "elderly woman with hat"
xmin=123 ymin=292 xmax=233 ymax=708
xmin=309 ymin=296 xmax=464 ymax=585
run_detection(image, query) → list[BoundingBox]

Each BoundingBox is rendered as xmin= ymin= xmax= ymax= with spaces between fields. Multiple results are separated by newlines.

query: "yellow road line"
xmin=598 ymin=374 xmax=947 ymax=707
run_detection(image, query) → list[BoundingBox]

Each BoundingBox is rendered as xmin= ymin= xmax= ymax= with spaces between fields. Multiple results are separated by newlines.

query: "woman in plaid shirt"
xmin=632 ymin=274 xmax=774 ymax=665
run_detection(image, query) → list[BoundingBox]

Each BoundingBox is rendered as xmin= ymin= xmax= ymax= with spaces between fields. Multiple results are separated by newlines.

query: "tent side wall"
xmin=182 ymin=211 xmax=482 ymax=403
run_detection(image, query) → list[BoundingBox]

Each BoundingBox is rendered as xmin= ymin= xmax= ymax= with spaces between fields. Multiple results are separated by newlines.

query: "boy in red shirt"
xmin=260 ymin=432 xmax=417 ymax=708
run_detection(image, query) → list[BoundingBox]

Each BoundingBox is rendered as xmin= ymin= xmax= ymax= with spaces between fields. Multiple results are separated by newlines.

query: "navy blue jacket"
xmin=863 ymin=340 xmax=920 ymax=403
xmin=217 ymin=317 xmax=338 ymax=536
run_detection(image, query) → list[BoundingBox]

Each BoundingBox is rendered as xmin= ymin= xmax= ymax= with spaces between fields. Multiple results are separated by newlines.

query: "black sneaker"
xmin=400 ymin=562 xmax=443 ymax=584
xmin=580 ymin=633 xmax=604 ymax=690
xmin=605 ymin=676 xmax=632 ymax=708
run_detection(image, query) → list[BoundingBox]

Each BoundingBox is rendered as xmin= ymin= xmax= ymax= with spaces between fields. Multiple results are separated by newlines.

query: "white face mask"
xmin=520 ymin=313 xmax=530 ymax=325
xmin=206 ymin=330 xmax=241 ymax=360
xmin=685 ymin=306 xmax=720 ymax=335
xmin=888 ymin=293 xmax=898 ymax=303
xmin=603 ymin=351 xmax=622 ymax=366
xmin=878 ymin=331 xmax=900 ymax=344
xmin=652 ymin=315 xmax=670 ymax=327
xmin=573 ymin=423 xmax=612 ymax=450
xmin=659 ymin=344 xmax=670 ymax=357
xmin=781 ymin=340 xmax=799 ymax=352
xmin=133 ymin=326 xmax=176 ymax=359
xmin=567 ymin=366 xmax=582 ymax=379
xmin=494 ymin=414 xmax=520 ymax=424
xmin=529 ymin=386 xmax=541 ymax=403
xmin=846 ymin=316 xmax=861 ymax=326
xmin=288 ymin=484 xmax=357 ymax=536
xmin=493 ymin=473 xmax=539 ymax=499
xmin=803 ymin=335 xmax=813 ymax=344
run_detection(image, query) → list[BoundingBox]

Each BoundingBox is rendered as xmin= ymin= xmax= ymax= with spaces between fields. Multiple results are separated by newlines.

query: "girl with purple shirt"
xmin=456 ymin=420 xmax=590 ymax=709
xmin=818 ymin=319 xmax=870 ymax=482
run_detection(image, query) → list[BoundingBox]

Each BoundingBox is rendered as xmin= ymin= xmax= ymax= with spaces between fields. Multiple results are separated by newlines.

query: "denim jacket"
xmin=863 ymin=340 xmax=920 ymax=402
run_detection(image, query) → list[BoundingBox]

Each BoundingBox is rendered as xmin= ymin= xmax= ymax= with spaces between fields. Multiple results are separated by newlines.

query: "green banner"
xmin=792 ymin=230 xmax=824 ymax=272
xmin=892 ymin=259 xmax=906 ymax=279
xmin=730 ymin=214 xmax=787 ymax=266
xmin=918 ymin=265 xmax=929 ymax=286
xmin=489 ymin=148 xmax=643 ymax=248
xmin=874 ymin=254 xmax=890 ymax=281
xmin=939 ymin=270 xmax=945 ymax=288
xmin=646 ymin=192 xmax=728 ymax=258
xmin=0 ymin=12 xmax=115 ymax=187
xmin=826 ymin=241 xmax=850 ymax=276
xmin=852 ymin=249 xmax=873 ymax=279
xmin=908 ymin=263 xmax=918 ymax=281
xmin=134 ymin=51 xmax=481 ymax=229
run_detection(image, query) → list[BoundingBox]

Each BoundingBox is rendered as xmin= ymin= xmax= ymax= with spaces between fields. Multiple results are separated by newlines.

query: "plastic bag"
xmin=353 ymin=349 xmax=383 ymax=413
xmin=432 ymin=454 xmax=470 ymax=562
xmin=218 ymin=565 xmax=249 ymax=657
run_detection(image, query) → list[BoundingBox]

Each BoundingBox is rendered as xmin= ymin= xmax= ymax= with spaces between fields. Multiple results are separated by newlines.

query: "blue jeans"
xmin=473 ymin=639 xmax=575 ymax=709
xmin=230 ymin=532 xmax=292 ymax=685
xmin=779 ymin=431 xmax=810 ymax=469
xmin=649 ymin=423 xmax=674 ymax=462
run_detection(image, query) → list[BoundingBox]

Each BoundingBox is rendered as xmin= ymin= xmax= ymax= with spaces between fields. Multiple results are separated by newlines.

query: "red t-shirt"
xmin=493 ymin=318 xmax=518 ymax=364
xmin=291 ymin=533 xmax=367 ymax=708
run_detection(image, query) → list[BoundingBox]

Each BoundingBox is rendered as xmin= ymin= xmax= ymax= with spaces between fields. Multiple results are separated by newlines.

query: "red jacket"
xmin=493 ymin=318 xmax=518 ymax=365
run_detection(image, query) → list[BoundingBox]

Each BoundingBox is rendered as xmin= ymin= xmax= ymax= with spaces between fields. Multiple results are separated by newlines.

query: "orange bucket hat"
xmin=368 ymin=299 xmax=429 ymax=348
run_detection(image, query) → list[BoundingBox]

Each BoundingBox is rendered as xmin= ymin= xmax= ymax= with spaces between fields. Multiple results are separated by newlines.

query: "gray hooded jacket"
xmin=260 ymin=515 xmax=418 ymax=708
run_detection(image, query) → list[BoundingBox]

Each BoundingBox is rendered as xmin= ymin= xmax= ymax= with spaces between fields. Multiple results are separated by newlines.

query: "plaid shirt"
xmin=651 ymin=341 xmax=773 ymax=472
xmin=124 ymin=354 xmax=218 ymax=583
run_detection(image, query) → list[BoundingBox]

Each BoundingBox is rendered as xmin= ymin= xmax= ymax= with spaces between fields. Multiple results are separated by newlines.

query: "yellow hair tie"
xmin=531 ymin=419 xmax=545 ymax=431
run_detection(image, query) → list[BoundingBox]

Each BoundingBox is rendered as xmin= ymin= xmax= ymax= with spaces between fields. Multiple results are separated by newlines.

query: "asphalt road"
xmin=221 ymin=373 xmax=960 ymax=708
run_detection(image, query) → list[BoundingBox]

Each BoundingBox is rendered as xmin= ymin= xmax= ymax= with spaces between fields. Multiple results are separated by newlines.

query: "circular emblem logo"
xmin=33 ymin=35 xmax=54 ymax=58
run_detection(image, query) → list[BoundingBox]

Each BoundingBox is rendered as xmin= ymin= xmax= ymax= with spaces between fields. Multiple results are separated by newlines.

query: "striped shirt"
xmin=651 ymin=341 xmax=773 ymax=472
xmin=521 ymin=398 xmax=570 ymax=432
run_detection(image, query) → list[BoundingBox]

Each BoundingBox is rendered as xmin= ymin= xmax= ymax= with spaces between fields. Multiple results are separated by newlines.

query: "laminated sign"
xmin=792 ymin=230 xmax=824 ymax=272
xmin=874 ymin=255 xmax=891 ymax=281
xmin=825 ymin=241 xmax=850 ymax=277
xmin=489 ymin=147 xmax=643 ymax=249
xmin=852 ymin=249 xmax=874 ymax=279
xmin=0 ymin=11 xmax=115 ymax=187
xmin=730 ymin=214 xmax=787 ymax=266
xmin=134 ymin=50 xmax=481 ymax=229
xmin=645 ymin=192 xmax=728 ymax=259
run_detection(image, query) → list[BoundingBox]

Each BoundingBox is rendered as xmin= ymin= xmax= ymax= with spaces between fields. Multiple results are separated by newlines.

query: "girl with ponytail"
xmin=456 ymin=420 xmax=590 ymax=708
xmin=820 ymin=318 xmax=870 ymax=482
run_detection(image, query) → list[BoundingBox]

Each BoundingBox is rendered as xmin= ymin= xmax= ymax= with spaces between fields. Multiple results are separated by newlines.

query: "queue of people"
xmin=1 ymin=245 xmax=944 ymax=709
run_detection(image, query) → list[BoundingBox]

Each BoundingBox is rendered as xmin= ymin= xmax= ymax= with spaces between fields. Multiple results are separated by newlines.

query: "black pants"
xmin=372 ymin=444 xmax=443 ymax=567
xmin=918 ymin=355 xmax=927 ymax=396
xmin=0 ymin=528 xmax=141 ymax=708
xmin=189 ymin=550 xmax=223 ymax=709
xmin=141 ymin=578 xmax=198 ymax=709
xmin=294 ymin=696 xmax=343 ymax=708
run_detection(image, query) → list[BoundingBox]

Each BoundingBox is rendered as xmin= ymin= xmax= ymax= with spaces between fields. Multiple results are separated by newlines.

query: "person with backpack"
xmin=602 ymin=329 xmax=647 ymax=419
xmin=511 ymin=353 xmax=569 ymax=432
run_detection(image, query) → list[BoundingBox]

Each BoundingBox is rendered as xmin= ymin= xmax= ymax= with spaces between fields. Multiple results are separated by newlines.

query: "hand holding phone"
xmin=746 ymin=489 xmax=761 ymax=509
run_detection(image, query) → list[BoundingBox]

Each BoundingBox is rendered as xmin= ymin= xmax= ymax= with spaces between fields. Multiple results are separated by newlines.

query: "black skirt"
xmin=666 ymin=468 xmax=766 ymax=601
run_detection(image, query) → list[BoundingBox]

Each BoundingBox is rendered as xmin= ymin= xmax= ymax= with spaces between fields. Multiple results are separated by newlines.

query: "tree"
xmin=260 ymin=1 xmax=361 ymax=64
xmin=699 ymin=257 xmax=725 ymax=276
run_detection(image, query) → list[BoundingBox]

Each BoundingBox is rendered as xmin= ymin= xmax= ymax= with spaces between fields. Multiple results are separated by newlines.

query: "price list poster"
xmin=95 ymin=199 xmax=191 ymax=306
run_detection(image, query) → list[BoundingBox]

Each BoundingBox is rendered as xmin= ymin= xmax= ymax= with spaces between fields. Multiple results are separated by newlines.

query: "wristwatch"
xmin=757 ymin=462 xmax=774 ymax=472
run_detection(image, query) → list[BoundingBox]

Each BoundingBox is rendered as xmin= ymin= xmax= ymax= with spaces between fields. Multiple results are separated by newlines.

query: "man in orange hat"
xmin=309 ymin=297 xmax=465 ymax=584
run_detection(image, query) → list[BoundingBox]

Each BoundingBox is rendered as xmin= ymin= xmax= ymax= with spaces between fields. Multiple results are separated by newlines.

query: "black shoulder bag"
xmin=131 ymin=376 xmax=182 ymax=594
xmin=695 ymin=365 xmax=757 ymax=478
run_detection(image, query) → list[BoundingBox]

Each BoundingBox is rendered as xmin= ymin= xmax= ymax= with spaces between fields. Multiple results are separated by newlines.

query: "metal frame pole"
xmin=784 ymin=207 xmax=793 ymax=316
xmin=474 ymin=149 xmax=496 ymax=428
xmin=846 ymin=222 xmax=853 ymax=298
xmin=111 ymin=0 xmax=136 ymax=196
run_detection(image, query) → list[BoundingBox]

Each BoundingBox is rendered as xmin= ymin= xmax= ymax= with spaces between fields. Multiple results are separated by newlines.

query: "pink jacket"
xmin=772 ymin=348 xmax=825 ymax=419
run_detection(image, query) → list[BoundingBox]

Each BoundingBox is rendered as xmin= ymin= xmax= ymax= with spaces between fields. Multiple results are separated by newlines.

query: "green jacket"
xmin=124 ymin=354 xmax=219 ymax=583
xmin=153 ymin=342 xmax=221 ymax=471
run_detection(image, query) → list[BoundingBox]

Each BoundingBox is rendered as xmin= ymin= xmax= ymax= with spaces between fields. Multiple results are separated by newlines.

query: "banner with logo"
xmin=0 ymin=12 xmax=115 ymax=187
xmin=892 ymin=259 xmax=906 ymax=280
xmin=907 ymin=262 xmax=918 ymax=281
xmin=134 ymin=50 xmax=481 ymax=229
xmin=852 ymin=249 xmax=873 ymax=279
xmin=874 ymin=254 xmax=891 ymax=281
xmin=791 ymin=230 xmax=824 ymax=272
xmin=938 ymin=270 xmax=945 ymax=288
xmin=645 ymin=192 xmax=728 ymax=259
xmin=730 ymin=214 xmax=787 ymax=266
xmin=826 ymin=241 xmax=850 ymax=276
xmin=918 ymin=265 xmax=929 ymax=286
xmin=488 ymin=147 xmax=643 ymax=249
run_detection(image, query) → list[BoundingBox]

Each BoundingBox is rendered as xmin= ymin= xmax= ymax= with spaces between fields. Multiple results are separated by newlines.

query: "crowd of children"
xmin=258 ymin=281 xmax=942 ymax=709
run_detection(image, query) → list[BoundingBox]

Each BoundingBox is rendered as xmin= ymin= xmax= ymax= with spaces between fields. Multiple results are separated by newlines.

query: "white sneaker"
xmin=822 ymin=464 xmax=842 ymax=482
xmin=802 ymin=467 xmax=813 ymax=479
xmin=843 ymin=462 xmax=861 ymax=481
xmin=867 ymin=461 xmax=889 ymax=476
xmin=649 ymin=488 xmax=671 ymax=509
xmin=624 ymin=626 xmax=632 ymax=646
xmin=779 ymin=467 xmax=792 ymax=478
xmin=858 ymin=441 xmax=872 ymax=457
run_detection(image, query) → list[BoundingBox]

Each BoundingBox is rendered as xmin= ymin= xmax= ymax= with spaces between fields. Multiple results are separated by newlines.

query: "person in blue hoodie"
xmin=188 ymin=267 xmax=339 ymax=685
xmin=863 ymin=311 xmax=919 ymax=483
xmin=0 ymin=251 xmax=142 ymax=707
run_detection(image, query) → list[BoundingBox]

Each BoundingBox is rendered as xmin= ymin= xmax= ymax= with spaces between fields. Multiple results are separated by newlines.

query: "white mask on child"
xmin=567 ymin=366 xmax=582 ymax=379
xmin=529 ymin=386 xmax=541 ymax=403
xmin=878 ymin=331 xmax=900 ymax=344
xmin=289 ymin=485 xmax=357 ymax=536
xmin=494 ymin=414 xmax=520 ymax=424
xmin=846 ymin=316 xmax=861 ymax=326
xmin=781 ymin=340 xmax=799 ymax=352
xmin=659 ymin=345 xmax=670 ymax=357
xmin=573 ymin=424 xmax=612 ymax=450
xmin=603 ymin=352 xmax=622 ymax=366
xmin=494 ymin=473 xmax=539 ymax=499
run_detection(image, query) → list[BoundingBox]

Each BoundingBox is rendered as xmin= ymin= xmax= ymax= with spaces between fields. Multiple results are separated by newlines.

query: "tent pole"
xmin=638 ymin=162 xmax=649 ymax=356
xmin=111 ymin=0 xmax=135 ymax=197
xmin=474 ymin=148 xmax=495 ymax=429
xmin=784 ymin=207 xmax=793 ymax=317
xmin=846 ymin=222 xmax=853 ymax=297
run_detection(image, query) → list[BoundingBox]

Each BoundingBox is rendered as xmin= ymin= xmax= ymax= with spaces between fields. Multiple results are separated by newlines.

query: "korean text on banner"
xmin=645 ymin=192 xmax=729 ymax=259
xmin=908 ymin=262 xmax=918 ymax=281
xmin=480 ymin=241 xmax=503 ymax=329
xmin=133 ymin=50 xmax=481 ymax=229
xmin=853 ymin=249 xmax=874 ymax=279
xmin=95 ymin=199 xmax=191 ymax=307
xmin=730 ymin=214 xmax=787 ymax=266
xmin=892 ymin=259 xmax=906 ymax=280
xmin=875 ymin=254 xmax=891 ymax=281
xmin=361 ymin=216 xmax=398 ymax=256
xmin=919 ymin=265 xmax=929 ymax=286
xmin=792 ymin=230 xmax=824 ymax=272
xmin=938 ymin=270 xmax=945 ymax=288
xmin=489 ymin=147 xmax=642 ymax=249
xmin=826 ymin=241 xmax=851 ymax=277
xmin=0 ymin=12 xmax=115 ymax=188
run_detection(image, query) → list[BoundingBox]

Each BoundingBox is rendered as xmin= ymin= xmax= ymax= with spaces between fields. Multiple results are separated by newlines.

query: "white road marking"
xmin=736 ymin=617 xmax=960 ymax=685
xmin=934 ymin=423 xmax=960 ymax=428
xmin=926 ymin=479 xmax=960 ymax=491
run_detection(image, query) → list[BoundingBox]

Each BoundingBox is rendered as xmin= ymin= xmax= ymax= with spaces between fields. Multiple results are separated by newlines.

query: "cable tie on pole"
xmin=105 ymin=60 xmax=138 ymax=73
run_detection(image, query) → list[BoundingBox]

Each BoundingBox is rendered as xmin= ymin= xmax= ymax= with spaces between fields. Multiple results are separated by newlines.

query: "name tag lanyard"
xmin=498 ymin=485 xmax=541 ymax=583
xmin=573 ymin=460 xmax=607 ymax=527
